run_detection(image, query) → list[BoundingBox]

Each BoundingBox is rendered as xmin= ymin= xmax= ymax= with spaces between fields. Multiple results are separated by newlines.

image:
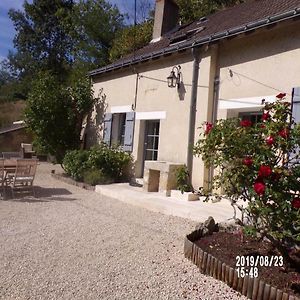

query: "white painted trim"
xmin=218 ymin=95 xmax=276 ymax=110
xmin=110 ymin=105 xmax=132 ymax=113
xmin=136 ymin=111 xmax=166 ymax=120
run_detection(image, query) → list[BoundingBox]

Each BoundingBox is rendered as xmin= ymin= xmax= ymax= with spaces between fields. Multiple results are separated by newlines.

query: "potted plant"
xmin=171 ymin=165 xmax=199 ymax=201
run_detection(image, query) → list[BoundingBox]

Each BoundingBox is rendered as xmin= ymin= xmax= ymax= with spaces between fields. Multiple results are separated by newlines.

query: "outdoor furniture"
xmin=20 ymin=143 xmax=35 ymax=159
xmin=2 ymin=152 xmax=21 ymax=159
xmin=0 ymin=159 xmax=4 ymax=198
xmin=8 ymin=159 xmax=38 ymax=197
xmin=3 ymin=159 xmax=18 ymax=185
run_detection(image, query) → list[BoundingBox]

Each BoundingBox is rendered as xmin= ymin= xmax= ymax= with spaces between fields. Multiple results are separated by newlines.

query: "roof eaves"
xmin=89 ymin=7 xmax=300 ymax=77
xmin=0 ymin=124 xmax=26 ymax=135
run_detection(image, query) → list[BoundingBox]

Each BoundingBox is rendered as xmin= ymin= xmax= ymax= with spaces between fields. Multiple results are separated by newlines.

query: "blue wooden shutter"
xmin=289 ymin=87 xmax=300 ymax=164
xmin=103 ymin=113 xmax=112 ymax=146
xmin=123 ymin=112 xmax=135 ymax=152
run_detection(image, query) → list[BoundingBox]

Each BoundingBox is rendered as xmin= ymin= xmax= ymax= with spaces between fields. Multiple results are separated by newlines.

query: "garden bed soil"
xmin=51 ymin=172 xmax=95 ymax=191
xmin=195 ymin=231 xmax=300 ymax=297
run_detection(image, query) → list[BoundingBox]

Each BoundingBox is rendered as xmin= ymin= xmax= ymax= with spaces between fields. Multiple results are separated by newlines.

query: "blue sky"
xmin=0 ymin=0 xmax=154 ymax=62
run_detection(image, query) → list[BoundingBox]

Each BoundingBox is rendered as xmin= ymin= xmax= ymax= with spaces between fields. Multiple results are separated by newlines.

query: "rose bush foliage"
xmin=194 ymin=94 xmax=300 ymax=254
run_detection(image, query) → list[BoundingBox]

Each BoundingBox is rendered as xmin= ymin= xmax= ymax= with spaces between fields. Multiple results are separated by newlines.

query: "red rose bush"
xmin=194 ymin=94 xmax=300 ymax=261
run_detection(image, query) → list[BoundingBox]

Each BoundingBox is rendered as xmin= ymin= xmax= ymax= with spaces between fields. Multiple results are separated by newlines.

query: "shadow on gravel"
xmin=1 ymin=186 xmax=77 ymax=202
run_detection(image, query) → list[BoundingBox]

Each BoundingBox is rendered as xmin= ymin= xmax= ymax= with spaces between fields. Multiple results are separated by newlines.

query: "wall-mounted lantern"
xmin=167 ymin=65 xmax=181 ymax=88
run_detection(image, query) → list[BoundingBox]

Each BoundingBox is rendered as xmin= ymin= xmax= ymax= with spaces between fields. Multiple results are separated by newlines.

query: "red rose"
xmin=266 ymin=136 xmax=274 ymax=146
xmin=260 ymin=124 xmax=266 ymax=129
xmin=254 ymin=181 xmax=265 ymax=195
xmin=205 ymin=122 xmax=213 ymax=135
xmin=262 ymin=112 xmax=270 ymax=121
xmin=243 ymin=157 xmax=253 ymax=167
xmin=291 ymin=198 xmax=300 ymax=209
xmin=278 ymin=128 xmax=289 ymax=139
xmin=258 ymin=165 xmax=272 ymax=177
xmin=276 ymin=93 xmax=286 ymax=99
xmin=240 ymin=120 xmax=252 ymax=127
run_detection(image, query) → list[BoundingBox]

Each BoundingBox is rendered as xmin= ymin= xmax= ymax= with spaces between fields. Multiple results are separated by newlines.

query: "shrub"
xmin=83 ymin=169 xmax=113 ymax=185
xmin=87 ymin=143 xmax=132 ymax=181
xmin=63 ymin=143 xmax=133 ymax=183
xmin=62 ymin=149 xmax=90 ymax=181
xmin=176 ymin=165 xmax=193 ymax=193
xmin=194 ymin=93 xmax=300 ymax=261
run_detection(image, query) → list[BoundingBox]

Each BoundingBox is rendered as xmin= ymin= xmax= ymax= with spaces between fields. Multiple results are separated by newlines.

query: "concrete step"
xmin=95 ymin=183 xmax=244 ymax=223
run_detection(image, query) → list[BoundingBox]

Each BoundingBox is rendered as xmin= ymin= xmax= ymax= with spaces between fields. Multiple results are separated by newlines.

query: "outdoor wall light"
xmin=167 ymin=65 xmax=181 ymax=88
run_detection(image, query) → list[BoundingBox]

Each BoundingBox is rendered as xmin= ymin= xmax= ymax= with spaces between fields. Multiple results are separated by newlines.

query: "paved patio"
xmin=0 ymin=163 xmax=246 ymax=299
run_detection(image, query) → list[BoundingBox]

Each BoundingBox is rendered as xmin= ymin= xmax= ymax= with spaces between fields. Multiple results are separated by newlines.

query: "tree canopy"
xmin=176 ymin=0 xmax=245 ymax=24
xmin=25 ymin=71 xmax=96 ymax=162
xmin=6 ymin=0 xmax=125 ymax=98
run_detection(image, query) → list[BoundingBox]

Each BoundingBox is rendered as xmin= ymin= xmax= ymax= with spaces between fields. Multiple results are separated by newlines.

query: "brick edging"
xmin=184 ymin=229 xmax=299 ymax=300
xmin=51 ymin=173 xmax=95 ymax=191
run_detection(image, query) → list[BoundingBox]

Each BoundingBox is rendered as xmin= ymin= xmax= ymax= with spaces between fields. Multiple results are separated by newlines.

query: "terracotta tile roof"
xmin=90 ymin=0 xmax=300 ymax=76
xmin=0 ymin=123 xmax=26 ymax=135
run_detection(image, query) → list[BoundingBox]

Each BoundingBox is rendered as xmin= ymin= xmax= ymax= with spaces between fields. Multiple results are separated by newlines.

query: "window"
xmin=144 ymin=120 xmax=160 ymax=161
xmin=112 ymin=113 xmax=126 ymax=146
xmin=239 ymin=111 xmax=262 ymax=124
xmin=118 ymin=113 xmax=126 ymax=146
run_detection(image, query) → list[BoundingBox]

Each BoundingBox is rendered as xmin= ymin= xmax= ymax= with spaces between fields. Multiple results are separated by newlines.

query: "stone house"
xmin=88 ymin=0 xmax=300 ymax=191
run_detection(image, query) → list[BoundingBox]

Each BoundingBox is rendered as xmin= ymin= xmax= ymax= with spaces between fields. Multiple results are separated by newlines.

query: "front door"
xmin=144 ymin=120 xmax=160 ymax=163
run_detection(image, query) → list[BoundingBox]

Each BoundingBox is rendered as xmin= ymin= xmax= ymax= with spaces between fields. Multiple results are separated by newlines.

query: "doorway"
xmin=142 ymin=120 xmax=160 ymax=174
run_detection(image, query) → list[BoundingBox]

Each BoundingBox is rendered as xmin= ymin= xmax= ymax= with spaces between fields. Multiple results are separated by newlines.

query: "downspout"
xmin=187 ymin=47 xmax=202 ymax=183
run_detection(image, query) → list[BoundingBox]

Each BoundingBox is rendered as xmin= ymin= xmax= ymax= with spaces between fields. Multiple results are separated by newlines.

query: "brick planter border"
xmin=51 ymin=172 xmax=95 ymax=191
xmin=184 ymin=229 xmax=299 ymax=300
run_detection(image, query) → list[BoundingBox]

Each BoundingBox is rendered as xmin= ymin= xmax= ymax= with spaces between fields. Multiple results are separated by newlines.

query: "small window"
xmin=118 ymin=113 xmax=126 ymax=146
xmin=239 ymin=111 xmax=262 ymax=124
xmin=111 ymin=113 xmax=126 ymax=146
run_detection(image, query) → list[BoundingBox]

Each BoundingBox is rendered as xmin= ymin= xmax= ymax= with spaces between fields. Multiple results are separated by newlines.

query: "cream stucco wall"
xmin=92 ymin=52 xmax=198 ymax=178
xmin=217 ymin=21 xmax=300 ymax=119
xmin=91 ymin=19 xmax=300 ymax=190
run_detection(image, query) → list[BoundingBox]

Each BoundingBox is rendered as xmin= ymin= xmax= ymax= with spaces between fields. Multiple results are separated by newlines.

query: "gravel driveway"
xmin=0 ymin=163 xmax=246 ymax=300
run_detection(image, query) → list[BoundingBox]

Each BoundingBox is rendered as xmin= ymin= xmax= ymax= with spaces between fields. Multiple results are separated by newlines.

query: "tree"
xmin=25 ymin=72 xmax=96 ymax=163
xmin=176 ymin=0 xmax=245 ymax=24
xmin=71 ymin=0 xmax=125 ymax=68
xmin=109 ymin=19 xmax=153 ymax=62
xmin=7 ymin=0 xmax=125 ymax=97
xmin=9 ymin=0 xmax=75 ymax=81
xmin=194 ymin=94 xmax=300 ymax=266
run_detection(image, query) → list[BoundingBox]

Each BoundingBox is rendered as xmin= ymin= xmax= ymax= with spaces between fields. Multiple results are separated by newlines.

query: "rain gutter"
xmin=187 ymin=47 xmax=201 ymax=183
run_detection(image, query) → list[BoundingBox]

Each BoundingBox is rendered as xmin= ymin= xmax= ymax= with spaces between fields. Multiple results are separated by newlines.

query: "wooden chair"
xmin=0 ymin=159 xmax=4 ymax=199
xmin=2 ymin=152 xmax=21 ymax=159
xmin=20 ymin=143 xmax=35 ymax=159
xmin=11 ymin=159 xmax=38 ymax=197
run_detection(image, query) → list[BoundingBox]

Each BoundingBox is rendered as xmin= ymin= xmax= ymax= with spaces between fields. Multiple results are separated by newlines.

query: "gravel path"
xmin=0 ymin=163 xmax=246 ymax=300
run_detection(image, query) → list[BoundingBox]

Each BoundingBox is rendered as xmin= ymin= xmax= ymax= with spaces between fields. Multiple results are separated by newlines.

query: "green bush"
xmin=62 ymin=149 xmax=90 ymax=181
xmin=62 ymin=143 xmax=133 ymax=183
xmin=87 ymin=143 xmax=132 ymax=181
xmin=83 ymin=169 xmax=113 ymax=185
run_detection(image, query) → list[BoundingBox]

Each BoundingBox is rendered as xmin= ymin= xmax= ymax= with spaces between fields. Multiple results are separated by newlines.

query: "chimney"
xmin=152 ymin=0 xmax=179 ymax=41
